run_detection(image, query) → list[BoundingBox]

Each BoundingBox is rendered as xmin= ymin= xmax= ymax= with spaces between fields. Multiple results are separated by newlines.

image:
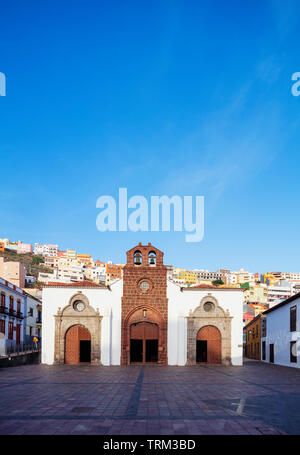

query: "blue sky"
xmin=0 ymin=0 xmax=300 ymax=273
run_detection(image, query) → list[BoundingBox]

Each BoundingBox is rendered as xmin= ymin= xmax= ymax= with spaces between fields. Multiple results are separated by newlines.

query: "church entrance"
xmin=197 ymin=325 xmax=221 ymax=364
xmin=130 ymin=322 xmax=158 ymax=363
xmin=65 ymin=325 xmax=91 ymax=364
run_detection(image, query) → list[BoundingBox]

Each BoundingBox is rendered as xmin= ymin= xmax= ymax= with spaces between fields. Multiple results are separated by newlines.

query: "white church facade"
xmin=42 ymin=243 xmax=244 ymax=366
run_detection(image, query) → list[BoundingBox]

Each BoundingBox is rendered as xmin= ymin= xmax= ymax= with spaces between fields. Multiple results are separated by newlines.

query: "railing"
xmin=0 ymin=307 xmax=24 ymax=318
xmin=5 ymin=342 xmax=41 ymax=356
xmin=36 ymin=318 xmax=42 ymax=324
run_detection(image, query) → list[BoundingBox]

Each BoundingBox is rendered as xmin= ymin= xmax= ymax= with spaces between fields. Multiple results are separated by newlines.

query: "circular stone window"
xmin=203 ymin=302 xmax=214 ymax=312
xmin=139 ymin=280 xmax=151 ymax=292
xmin=73 ymin=300 xmax=85 ymax=312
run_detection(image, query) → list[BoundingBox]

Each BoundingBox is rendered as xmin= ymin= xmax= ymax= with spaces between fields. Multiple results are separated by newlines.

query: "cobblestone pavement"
xmin=0 ymin=359 xmax=299 ymax=435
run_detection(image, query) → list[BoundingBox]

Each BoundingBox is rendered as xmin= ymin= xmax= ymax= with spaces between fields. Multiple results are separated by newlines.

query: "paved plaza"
xmin=0 ymin=359 xmax=299 ymax=435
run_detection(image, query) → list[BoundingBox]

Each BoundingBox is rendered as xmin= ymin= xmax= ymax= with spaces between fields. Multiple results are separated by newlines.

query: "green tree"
xmin=212 ymin=279 xmax=224 ymax=286
xmin=32 ymin=255 xmax=44 ymax=265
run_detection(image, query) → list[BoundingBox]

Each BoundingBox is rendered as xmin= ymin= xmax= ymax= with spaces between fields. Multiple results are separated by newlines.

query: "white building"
xmin=261 ymin=293 xmax=300 ymax=368
xmin=57 ymin=265 xmax=84 ymax=282
xmin=267 ymin=281 xmax=292 ymax=308
xmin=42 ymin=243 xmax=244 ymax=367
xmin=34 ymin=243 xmax=58 ymax=257
xmin=225 ymin=268 xmax=255 ymax=285
xmin=24 ymin=294 xmax=41 ymax=343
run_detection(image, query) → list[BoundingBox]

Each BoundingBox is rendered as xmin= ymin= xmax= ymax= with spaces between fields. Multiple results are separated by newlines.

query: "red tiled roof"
xmin=183 ymin=284 xmax=243 ymax=291
xmin=248 ymin=303 xmax=267 ymax=310
xmin=43 ymin=280 xmax=106 ymax=288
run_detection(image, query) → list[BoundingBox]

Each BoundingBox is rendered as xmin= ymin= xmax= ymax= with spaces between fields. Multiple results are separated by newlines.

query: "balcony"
xmin=9 ymin=308 xmax=16 ymax=316
xmin=0 ymin=305 xmax=8 ymax=315
xmin=36 ymin=317 xmax=42 ymax=324
xmin=16 ymin=311 xmax=24 ymax=320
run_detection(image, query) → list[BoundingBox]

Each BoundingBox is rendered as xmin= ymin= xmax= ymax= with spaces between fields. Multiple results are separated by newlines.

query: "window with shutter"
xmin=8 ymin=322 xmax=13 ymax=340
xmin=290 ymin=341 xmax=297 ymax=363
xmin=290 ymin=306 xmax=297 ymax=332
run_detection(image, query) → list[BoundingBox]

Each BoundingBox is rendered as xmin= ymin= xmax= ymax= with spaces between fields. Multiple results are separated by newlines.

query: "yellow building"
xmin=182 ymin=271 xmax=198 ymax=284
xmin=261 ymin=273 xmax=277 ymax=287
xmin=244 ymin=314 xmax=262 ymax=360
xmin=244 ymin=283 xmax=268 ymax=305
xmin=77 ymin=254 xmax=92 ymax=266
xmin=66 ymin=249 xmax=77 ymax=259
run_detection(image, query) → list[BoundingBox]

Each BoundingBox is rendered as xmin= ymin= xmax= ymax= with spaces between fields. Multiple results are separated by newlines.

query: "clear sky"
xmin=0 ymin=0 xmax=299 ymax=273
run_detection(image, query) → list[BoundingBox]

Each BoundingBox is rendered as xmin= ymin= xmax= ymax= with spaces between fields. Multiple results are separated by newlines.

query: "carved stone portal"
xmin=54 ymin=293 xmax=102 ymax=364
xmin=186 ymin=295 xmax=232 ymax=365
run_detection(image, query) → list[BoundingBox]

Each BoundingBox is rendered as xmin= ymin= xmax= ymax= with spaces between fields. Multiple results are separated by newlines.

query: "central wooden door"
xmin=197 ymin=325 xmax=221 ymax=364
xmin=130 ymin=322 xmax=158 ymax=363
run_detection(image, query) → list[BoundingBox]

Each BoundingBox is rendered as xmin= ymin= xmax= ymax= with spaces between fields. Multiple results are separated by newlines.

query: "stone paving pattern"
xmin=0 ymin=359 xmax=299 ymax=434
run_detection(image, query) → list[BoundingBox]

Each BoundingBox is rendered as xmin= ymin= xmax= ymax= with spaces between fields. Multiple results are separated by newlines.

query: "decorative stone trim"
xmin=186 ymin=294 xmax=232 ymax=366
xmin=54 ymin=293 xmax=102 ymax=365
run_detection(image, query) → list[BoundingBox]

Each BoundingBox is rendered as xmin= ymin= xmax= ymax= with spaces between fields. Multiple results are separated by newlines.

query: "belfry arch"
xmin=54 ymin=292 xmax=102 ymax=364
xmin=186 ymin=295 xmax=232 ymax=365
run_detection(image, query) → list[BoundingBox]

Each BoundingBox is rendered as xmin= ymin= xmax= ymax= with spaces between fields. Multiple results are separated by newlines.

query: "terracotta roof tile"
xmin=43 ymin=280 xmax=106 ymax=288
xmin=183 ymin=284 xmax=244 ymax=291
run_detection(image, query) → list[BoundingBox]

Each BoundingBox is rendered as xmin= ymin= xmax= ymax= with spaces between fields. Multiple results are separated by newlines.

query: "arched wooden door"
xmin=65 ymin=325 xmax=91 ymax=364
xmin=197 ymin=325 xmax=221 ymax=364
xmin=130 ymin=322 xmax=158 ymax=363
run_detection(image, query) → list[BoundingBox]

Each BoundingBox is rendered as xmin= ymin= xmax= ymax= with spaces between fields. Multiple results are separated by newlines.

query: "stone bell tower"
xmin=121 ymin=242 xmax=168 ymax=365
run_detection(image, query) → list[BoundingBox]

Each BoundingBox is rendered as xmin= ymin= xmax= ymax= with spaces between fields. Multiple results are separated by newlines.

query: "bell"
xmin=134 ymin=255 xmax=141 ymax=265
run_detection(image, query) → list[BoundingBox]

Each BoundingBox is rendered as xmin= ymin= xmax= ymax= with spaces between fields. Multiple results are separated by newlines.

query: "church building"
xmin=42 ymin=243 xmax=244 ymax=366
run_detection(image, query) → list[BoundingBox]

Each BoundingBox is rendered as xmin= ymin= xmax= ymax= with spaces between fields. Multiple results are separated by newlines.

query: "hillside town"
xmin=0 ymin=236 xmax=299 ymax=371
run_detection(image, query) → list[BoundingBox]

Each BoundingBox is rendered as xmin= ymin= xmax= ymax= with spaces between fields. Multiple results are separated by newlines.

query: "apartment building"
xmin=77 ymin=254 xmax=93 ymax=266
xmin=0 ymin=278 xmax=25 ymax=350
xmin=106 ymin=263 xmax=122 ymax=281
xmin=0 ymin=257 xmax=26 ymax=288
xmin=44 ymin=256 xmax=60 ymax=269
xmin=244 ymin=283 xmax=268 ymax=305
xmin=182 ymin=270 xmax=198 ymax=284
xmin=34 ymin=243 xmax=58 ymax=257
xmin=66 ymin=249 xmax=76 ymax=259
xmin=194 ymin=269 xmax=223 ymax=281
xmin=57 ymin=265 xmax=84 ymax=282
xmin=262 ymin=272 xmax=300 ymax=287
xmin=17 ymin=242 xmax=33 ymax=254
xmin=85 ymin=267 xmax=106 ymax=284
xmin=267 ymin=282 xmax=292 ymax=308
xmin=225 ymin=269 xmax=256 ymax=286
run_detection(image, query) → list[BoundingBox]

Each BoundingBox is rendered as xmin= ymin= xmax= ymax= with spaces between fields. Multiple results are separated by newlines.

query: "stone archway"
xmin=186 ymin=295 xmax=232 ymax=366
xmin=54 ymin=293 xmax=102 ymax=364
xmin=122 ymin=305 xmax=167 ymax=365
